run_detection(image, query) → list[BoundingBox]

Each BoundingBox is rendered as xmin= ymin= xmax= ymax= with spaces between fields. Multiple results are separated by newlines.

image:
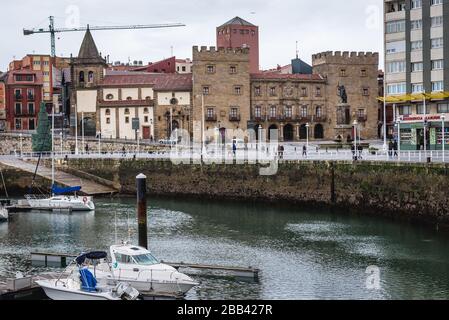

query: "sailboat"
xmin=24 ymin=102 xmax=95 ymax=212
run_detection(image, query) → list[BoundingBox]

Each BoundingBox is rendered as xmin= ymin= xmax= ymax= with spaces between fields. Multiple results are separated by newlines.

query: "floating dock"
xmin=31 ymin=251 xmax=260 ymax=281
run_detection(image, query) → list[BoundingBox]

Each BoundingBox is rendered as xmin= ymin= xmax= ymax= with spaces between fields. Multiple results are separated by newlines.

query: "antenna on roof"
xmin=296 ymin=41 xmax=299 ymax=59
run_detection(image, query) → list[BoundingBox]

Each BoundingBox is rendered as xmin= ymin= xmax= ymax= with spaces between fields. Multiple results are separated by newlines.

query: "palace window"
xmin=15 ymin=119 xmax=21 ymax=130
xmin=316 ymin=106 xmax=323 ymax=117
xmin=124 ymin=108 xmax=130 ymax=115
xmin=207 ymin=108 xmax=215 ymax=118
xmin=284 ymin=106 xmax=293 ymax=118
xmin=144 ymin=116 xmax=149 ymax=123
xmin=234 ymin=86 xmax=242 ymax=95
xmin=106 ymin=118 xmax=111 ymax=124
xmin=255 ymin=86 xmax=261 ymax=96
xmin=15 ymin=103 xmax=21 ymax=115
xmin=362 ymin=88 xmax=369 ymax=96
xmin=230 ymin=66 xmax=237 ymax=74
xmin=206 ymin=65 xmax=215 ymax=74
xmin=88 ymin=71 xmax=94 ymax=83
xmin=105 ymin=109 xmax=111 ymax=116
xmin=79 ymin=71 xmax=85 ymax=83
xmin=143 ymin=108 xmax=149 ymax=114
xmin=230 ymin=107 xmax=239 ymax=118
xmin=125 ymin=117 xmax=130 ymax=124
xmin=255 ymin=106 xmax=262 ymax=118
xmin=270 ymin=106 xmax=277 ymax=118
xmin=316 ymin=87 xmax=321 ymax=97
xmin=203 ymin=86 xmax=210 ymax=95
xmin=301 ymin=87 xmax=308 ymax=97
xmin=361 ymin=69 xmax=367 ymax=77
xmin=269 ymin=87 xmax=276 ymax=96
xmin=301 ymin=106 xmax=308 ymax=117
xmin=28 ymin=103 xmax=34 ymax=114
xmin=340 ymin=69 xmax=347 ymax=77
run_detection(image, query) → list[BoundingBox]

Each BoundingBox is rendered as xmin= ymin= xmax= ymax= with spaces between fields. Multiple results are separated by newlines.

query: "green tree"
xmin=32 ymin=102 xmax=52 ymax=152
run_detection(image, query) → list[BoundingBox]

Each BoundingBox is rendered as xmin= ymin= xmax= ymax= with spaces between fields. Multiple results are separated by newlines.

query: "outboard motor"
xmin=115 ymin=282 xmax=140 ymax=300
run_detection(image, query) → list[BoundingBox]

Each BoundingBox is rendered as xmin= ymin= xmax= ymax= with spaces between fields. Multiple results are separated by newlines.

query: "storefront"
xmin=397 ymin=115 xmax=449 ymax=151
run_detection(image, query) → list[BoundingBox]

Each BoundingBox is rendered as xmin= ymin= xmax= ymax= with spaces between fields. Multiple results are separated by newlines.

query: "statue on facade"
xmin=337 ymin=85 xmax=348 ymax=104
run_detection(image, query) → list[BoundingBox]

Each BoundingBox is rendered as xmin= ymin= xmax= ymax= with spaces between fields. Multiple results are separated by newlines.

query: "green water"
xmin=1 ymin=197 xmax=449 ymax=300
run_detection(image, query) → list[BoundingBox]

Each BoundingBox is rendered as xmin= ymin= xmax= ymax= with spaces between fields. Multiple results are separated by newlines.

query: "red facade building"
xmin=6 ymin=69 xmax=43 ymax=131
xmin=216 ymin=17 xmax=260 ymax=73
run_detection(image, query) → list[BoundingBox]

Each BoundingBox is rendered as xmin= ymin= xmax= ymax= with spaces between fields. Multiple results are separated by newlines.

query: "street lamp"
xmin=136 ymin=129 xmax=140 ymax=155
xmin=305 ymin=123 xmax=310 ymax=150
xmin=60 ymin=132 xmax=63 ymax=154
xmin=396 ymin=119 xmax=401 ymax=161
xmin=98 ymin=132 xmax=101 ymax=156
xmin=81 ymin=111 xmax=85 ymax=154
xmin=19 ymin=133 xmax=23 ymax=156
xmin=442 ymin=115 xmax=446 ymax=163
xmin=353 ymin=120 xmax=358 ymax=160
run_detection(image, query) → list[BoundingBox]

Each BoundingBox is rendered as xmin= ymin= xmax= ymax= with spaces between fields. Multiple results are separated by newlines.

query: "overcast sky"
xmin=0 ymin=0 xmax=384 ymax=72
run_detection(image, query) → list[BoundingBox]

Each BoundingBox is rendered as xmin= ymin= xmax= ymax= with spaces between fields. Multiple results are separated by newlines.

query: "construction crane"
xmin=24 ymin=16 xmax=186 ymax=57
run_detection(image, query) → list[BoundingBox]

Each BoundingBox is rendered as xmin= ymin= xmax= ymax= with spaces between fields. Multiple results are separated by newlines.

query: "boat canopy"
xmin=76 ymin=251 xmax=108 ymax=266
xmin=52 ymin=185 xmax=82 ymax=195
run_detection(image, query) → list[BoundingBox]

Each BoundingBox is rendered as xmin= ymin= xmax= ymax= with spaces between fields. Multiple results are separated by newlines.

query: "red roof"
xmin=6 ymin=69 xmax=43 ymax=85
xmin=101 ymin=73 xmax=192 ymax=91
xmin=251 ymin=73 xmax=324 ymax=81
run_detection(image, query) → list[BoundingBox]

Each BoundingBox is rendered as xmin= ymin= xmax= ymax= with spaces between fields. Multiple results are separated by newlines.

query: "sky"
xmin=0 ymin=0 xmax=384 ymax=72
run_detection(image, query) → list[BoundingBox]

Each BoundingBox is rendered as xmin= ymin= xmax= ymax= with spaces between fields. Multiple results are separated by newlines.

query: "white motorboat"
xmin=0 ymin=206 xmax=8 ymax=222
xmin=36 ymin=251 xmax=140 ymax=300
xmin=91 ymin=244 xmax=199 ymax=296
xmin=25 ymin=193 xmax=95 ymax=212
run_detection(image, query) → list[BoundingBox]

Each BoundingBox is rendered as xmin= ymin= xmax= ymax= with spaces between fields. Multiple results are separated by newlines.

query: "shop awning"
xmin=378 ymin=92 xmax=449 ymax=103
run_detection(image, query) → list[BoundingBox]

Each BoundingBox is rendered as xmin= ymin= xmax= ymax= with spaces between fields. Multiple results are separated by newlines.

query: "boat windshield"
xmin=131 ymin=253 xmax=159 ymax=265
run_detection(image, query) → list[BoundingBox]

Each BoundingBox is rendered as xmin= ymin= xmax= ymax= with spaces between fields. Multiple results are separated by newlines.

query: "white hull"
xmin=109 ymin=277 xmax=197 ymax=295
xmin=0 ymin=207 xmax=8 ymax=222
xmin=26 ymin=196 xmax=95 ymax=212
xmin=36 ymin=280 xmax=120 ymax=300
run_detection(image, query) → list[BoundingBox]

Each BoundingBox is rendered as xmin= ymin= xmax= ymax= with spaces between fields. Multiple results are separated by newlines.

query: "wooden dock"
xmin=31 ymin=252 xmax=260 ymax=281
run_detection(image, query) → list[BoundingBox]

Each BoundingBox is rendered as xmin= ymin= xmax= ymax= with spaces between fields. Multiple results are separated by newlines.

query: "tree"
xmin=32 ymin=102 xmax=52 ymax=152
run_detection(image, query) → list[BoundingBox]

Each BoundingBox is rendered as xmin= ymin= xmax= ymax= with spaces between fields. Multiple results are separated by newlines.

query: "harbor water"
xmin=1 ymin=197 xmax=449 ymax=300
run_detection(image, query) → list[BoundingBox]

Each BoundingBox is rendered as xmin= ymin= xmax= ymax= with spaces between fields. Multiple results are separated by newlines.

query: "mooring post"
xmin=136 ymin=173 xmax=148 ymax=249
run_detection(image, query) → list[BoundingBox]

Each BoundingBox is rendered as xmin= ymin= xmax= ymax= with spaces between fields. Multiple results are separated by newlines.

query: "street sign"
xmin=132 ymin=118 xmax=140 ymax=130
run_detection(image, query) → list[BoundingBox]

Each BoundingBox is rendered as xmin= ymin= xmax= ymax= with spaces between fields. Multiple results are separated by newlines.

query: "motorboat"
xmin=0 ymin=199 xmax=9 ymax=222
xmin=90 ymin=244 xmax=199 ymax=296
xmin=36 ymin=251 xmax=140 ymax=300
xmin=0 ymin=206 xmax=7 ymax=222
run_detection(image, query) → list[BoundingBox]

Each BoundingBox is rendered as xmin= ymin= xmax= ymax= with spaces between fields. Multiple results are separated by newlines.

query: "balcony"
xmin=313 ymin=115 xmax=327 ymax=122
xmin=15 ymin=94 xmax=22 ymax=101
xmin=229 ymin=115 xmax=241 ymax=122
xmin=357 ymin=115 xmax=367 ymax=122
xmin=205 ymin=114 xmax=217 ymax=122
xmin=253 ymin=115 xmax=266 ymax=122
xmin=296 ymin=115 xmax=312 ymax=122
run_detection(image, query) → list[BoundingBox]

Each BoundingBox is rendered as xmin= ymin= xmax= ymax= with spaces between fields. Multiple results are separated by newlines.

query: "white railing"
xmin=5 ymin=148 xmax=449 ymax=164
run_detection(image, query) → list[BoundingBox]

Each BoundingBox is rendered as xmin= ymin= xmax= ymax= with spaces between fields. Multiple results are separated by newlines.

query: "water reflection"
xmin=1 ymin=197 xmax=449 ymax=300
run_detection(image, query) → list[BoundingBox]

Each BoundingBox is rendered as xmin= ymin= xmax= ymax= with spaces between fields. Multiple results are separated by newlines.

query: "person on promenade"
xmin=388 ymin=140 xmax=394 ymax=158
xmin=85 ymin=143 xmax=89 ymax=154
xmin=122 ymin=146 xmax=126 ymax=157
xmin=302 ymin=145 xmax=307 ymax=158
xmin=393 ymin=140 xmax=398 ymax=157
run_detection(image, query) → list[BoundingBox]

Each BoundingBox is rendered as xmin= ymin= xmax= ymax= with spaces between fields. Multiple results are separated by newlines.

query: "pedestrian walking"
xmin=302 ymin=145 xmax=307 ymax=157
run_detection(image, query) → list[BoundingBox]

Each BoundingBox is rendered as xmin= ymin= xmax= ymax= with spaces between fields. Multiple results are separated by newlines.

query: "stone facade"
xmin=312 ymin=51 xmax=379 ymax=141
xmin=192 ymin=46 xmax=251 ymax=143
xmin=250 ymin=74 xmax=328 ymax=141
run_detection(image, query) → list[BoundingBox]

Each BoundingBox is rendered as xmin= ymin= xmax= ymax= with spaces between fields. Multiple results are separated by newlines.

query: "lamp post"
xmin=60 ymin=132 xmax=63 ymax=154
xmin=305 ymin=123 xmax=310 ymax=150
xmin=136 ymin=129 xmax=140 ymax=155
xmin=75 ymin=104 xmax=78 ymax=155
xmin=353 ymin=119 xmax=358 ymax=160
xmin=396 ymin=119 xmax=401 ymax=161
xmin=423 ymin=93 xmax=427 ymax=155
xmin=442 ymin=115 xmax=446 ymax=163
xmin=98 ymin=132 xmax=101 ymax=156
xmin=19 ymin=133 xmax=23 ymax=156
xmin=81 ymin=111 xmax=85 ymax=154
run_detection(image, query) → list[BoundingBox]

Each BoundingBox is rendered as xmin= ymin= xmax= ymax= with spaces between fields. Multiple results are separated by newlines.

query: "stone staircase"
xmin=0 ymin=157 xmax=116 ymax=196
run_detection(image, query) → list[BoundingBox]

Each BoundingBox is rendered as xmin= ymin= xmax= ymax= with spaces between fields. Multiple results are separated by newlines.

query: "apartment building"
xmin=384 ymin=0 xmax=449 ymax=150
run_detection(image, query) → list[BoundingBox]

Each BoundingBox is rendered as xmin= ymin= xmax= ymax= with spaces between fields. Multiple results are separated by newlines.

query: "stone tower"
xmin=216 ymin=17 xmax=259 ymax=74
xmin=192 ymin=46 xmax=251 ymax=143
xmin=312 ymin=51 xmax=379 ymax=141
xmin=70 ymin=27 xmax=108 ymax=137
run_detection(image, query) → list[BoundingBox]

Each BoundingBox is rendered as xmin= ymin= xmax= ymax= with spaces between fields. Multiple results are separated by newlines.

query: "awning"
xmin=76 ymin=251 xmax=108 ymax=265
xmin=378 ymin=92 xmax=449 ymax=103
xmin=52 ymin=185 xmax=82 ymax=195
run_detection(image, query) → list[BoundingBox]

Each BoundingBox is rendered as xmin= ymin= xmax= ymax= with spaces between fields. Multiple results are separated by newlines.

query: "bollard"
xmin=136 ymin=173 xmax=148 ymax=249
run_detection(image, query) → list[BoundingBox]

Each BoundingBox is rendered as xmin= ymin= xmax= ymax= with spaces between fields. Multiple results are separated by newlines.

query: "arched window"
xmin=143 ymin=108 xmax=149 ymax=114
xmin=106 ymin=94 xmax=114 ymax=100
xmin=88 ymin=71 xmax=94 ymax=83
xmin=105 ymin=109 xmax=111 ymax=116
xmin=314 ymin=124 xmax=324 ymax=139
xmin=79 ymin=71 xmax=85 ymax=83
xmin=124 ymin=108 xmax=130 ymax=115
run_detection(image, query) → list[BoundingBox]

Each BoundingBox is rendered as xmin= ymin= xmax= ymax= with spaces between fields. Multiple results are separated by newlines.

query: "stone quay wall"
xmin=52 ymin=159 xmax=449 ymax=227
